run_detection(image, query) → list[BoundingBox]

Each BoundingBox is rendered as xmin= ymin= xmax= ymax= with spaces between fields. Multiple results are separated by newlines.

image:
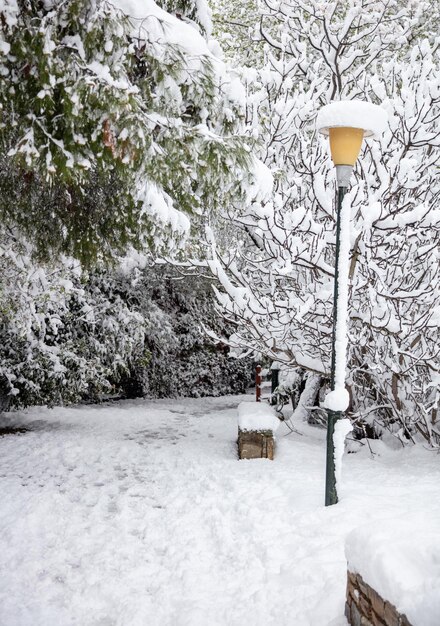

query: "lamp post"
xmin=316 ymin=101 xmax=388 ymax=506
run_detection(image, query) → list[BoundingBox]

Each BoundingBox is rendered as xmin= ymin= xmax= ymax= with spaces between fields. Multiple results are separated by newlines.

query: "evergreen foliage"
xmin=0 ymin=0 xmax=252 ymax=263
xmin=156 ymin=0 xmax=212 ymax=34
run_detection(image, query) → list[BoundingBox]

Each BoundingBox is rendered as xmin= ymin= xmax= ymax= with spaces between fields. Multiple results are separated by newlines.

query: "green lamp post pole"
xmin=317 ymin=102 xmax=388 ymax=507
xmin=325 ymin=180 xmax=348 ymax=506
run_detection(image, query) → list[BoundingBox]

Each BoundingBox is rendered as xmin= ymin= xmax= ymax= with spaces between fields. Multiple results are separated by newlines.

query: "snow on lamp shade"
xmin=317 ymin=101 xmax=388 ymax=166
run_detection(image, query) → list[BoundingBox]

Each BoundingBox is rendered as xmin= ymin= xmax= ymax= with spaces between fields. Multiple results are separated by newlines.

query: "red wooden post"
xmin=255 ymin=364 xmax=262 ymax=402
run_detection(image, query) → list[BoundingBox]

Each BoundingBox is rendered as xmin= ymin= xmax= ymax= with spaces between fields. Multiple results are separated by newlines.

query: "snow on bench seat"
xmin=237 ymin=401 xmax=280 ymax=433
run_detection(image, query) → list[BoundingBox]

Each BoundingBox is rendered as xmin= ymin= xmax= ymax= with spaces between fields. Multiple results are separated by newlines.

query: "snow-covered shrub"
xmin=117 ymin=265 xmax=253 ymax=398
xmin=209 ymin=0 xmax=440 ymax=446
xmin=0 ymin=243 xmax=251 ymax=410
xmin=0 ymin=235 xmax=147 ymax=408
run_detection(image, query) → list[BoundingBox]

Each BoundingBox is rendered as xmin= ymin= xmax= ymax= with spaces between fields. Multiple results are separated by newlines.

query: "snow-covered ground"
xmin=0 ymin=395 xmax=439 ymax=626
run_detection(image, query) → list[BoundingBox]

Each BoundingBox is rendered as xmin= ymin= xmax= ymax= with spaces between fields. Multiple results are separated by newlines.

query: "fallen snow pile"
xmin=346 ymin=518 xmax=440 ymax=626
xmin=237 ymin=401 xmax=280 ymax=432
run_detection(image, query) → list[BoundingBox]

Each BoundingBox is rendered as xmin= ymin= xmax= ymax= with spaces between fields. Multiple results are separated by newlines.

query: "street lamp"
xmin=316 ymin=101 xmax=388 ymax=506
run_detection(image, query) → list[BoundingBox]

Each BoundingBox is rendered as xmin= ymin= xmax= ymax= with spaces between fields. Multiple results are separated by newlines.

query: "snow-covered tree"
xmin=0 ymin=0 xmax=262 ymax=409
xmin=208 ymin=0 xmax=440 ymax=446
xmin=0 ymin=0 xmax=253 ymax=263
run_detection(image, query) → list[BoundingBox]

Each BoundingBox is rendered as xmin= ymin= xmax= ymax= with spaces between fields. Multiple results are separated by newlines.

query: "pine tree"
xmin=0 ymin=0 xmax=253 ymax=263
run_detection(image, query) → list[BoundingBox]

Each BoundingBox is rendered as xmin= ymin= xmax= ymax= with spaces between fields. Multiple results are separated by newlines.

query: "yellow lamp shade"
xmin=329 ymin=127 xmax=364 ymax=166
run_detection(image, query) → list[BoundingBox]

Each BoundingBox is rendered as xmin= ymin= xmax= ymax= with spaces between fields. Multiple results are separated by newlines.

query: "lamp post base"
xmin=325 ymin=409 xmax=342 ymax=506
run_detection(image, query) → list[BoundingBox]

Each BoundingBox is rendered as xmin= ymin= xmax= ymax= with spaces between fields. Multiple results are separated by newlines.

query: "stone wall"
xmin=345 ymin=570 xmax=412 ymax=626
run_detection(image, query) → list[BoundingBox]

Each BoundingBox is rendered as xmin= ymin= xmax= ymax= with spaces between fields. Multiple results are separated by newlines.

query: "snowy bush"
xmin=0 ymin=244 xmax=251 ymax=409
xmin=117 ymin=265 xmax=253 ymax=399
xmin=0 ymin=235 xmax=147 ymax=408
xmin=208 ymin=0 xmax=440 ymax=446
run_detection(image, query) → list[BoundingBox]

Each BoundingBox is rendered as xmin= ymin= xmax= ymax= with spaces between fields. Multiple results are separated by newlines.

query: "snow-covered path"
xmin=0 ymin=395 xmax=439 ymax=626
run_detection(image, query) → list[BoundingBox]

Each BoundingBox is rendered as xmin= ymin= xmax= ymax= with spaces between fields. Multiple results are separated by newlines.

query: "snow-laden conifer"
xmin=0 ymin=0 xmax=252 ymax=262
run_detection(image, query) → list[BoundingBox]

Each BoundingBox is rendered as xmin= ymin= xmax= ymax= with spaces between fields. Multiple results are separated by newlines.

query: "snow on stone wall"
xmin=345 ymin=518 xmax=440 ymax=626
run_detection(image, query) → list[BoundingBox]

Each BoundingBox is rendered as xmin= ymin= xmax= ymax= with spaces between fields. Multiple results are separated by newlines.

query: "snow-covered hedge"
xmin=0 ymin=245 xmax=251 ymax=409
xmin=119 ymin=265 xmax=253 ymax=399
xmin=0 ymin=239 xmax=146 ymax=408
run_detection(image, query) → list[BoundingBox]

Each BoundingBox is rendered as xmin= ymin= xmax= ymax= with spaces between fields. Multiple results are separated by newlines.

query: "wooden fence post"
xmin=270 ymin=362 xmax=280 ymax=404
xmin=255 ymin=364 xmax=262 ymax=403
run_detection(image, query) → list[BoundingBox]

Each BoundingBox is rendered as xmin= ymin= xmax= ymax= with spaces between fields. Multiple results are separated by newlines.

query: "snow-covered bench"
xmin=345 ymin=519 xmax=439 ymax=626
xmin=237 ymin=402 xmax=280 ymax=460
